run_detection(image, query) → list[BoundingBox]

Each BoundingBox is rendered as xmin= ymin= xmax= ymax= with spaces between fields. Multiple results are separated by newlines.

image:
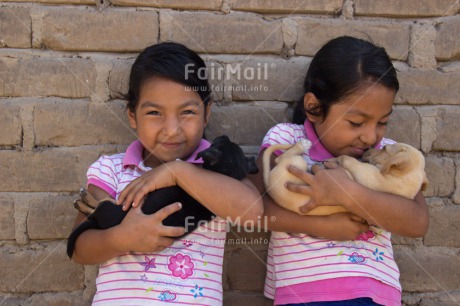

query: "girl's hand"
xmin=285 ymin=163 xmax=355 ymax=214
xmin=113 ymin=202 xmax=186 ymax=253
xmin=313 ymin=212 xmax=370 ymax=241
xmin=118 ymin=161 xmax=180 ymax=210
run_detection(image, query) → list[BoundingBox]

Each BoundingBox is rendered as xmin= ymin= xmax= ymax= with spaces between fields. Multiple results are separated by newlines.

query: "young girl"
xmin=70 ymin=42 xmax=263 ymax=305
xmin=251 ymin=36 xmax=429 ymax=306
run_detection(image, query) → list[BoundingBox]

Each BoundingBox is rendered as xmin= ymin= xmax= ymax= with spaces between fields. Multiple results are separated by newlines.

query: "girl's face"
xmin=306 ymin=83 xmax=395 ymax=158
xmin=128 ymin=77 xmax=211 ymax=168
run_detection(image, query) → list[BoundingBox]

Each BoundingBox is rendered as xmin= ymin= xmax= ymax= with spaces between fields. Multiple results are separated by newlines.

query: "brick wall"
xmin=0 ymin=1 xmax=459 ymax=305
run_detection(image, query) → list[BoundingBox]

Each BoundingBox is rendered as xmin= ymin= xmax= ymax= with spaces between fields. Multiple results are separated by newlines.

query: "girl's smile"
xmin=160 ymin=141 xmax=184 ymax=149
xmin=128 ymin=77 xmax=211 ymax=168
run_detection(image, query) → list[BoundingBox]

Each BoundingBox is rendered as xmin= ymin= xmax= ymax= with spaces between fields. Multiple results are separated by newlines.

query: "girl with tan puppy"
xmin=250 ymin=36 xmax=429 ymax=306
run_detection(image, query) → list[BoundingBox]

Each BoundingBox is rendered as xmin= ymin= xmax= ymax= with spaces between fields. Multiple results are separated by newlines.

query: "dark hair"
xmin=292 ymin=36 xmax=399 ymax=124
xmin=126 ymin=42 xmax=212 ymax=112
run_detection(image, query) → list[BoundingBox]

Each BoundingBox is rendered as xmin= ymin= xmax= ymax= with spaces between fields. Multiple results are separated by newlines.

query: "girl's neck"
xmin=142 ymin=149 xmax=164 ymax=168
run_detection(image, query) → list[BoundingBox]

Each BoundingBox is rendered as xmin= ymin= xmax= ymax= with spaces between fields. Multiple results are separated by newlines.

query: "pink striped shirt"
xmin=261 ymin=122 xmax=401 ymax=306
xmin=87 ymin=140 xmax=229 ymax=305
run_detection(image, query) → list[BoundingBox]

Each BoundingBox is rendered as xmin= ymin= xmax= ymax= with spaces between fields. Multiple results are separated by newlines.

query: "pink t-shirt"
xmin=261 ymin=122 xmax=401 ymax=306
xmin=87 ymin=140 xmax=229 ymax=305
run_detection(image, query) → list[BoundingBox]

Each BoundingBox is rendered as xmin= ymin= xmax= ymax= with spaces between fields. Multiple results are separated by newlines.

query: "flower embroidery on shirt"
xmin=183 ymin=240 xmax=193 ymax=247
xmin=373 ymin=248 xmax=385 ymax=261
xmin=168 ymin=253 xmax=195 ymax=279
xmin=140 ymin=256 xmax=157 ymax=271
xmin=140 ymin=274 xmax=148 ymax=282
xmin=190 ymin=284 xmax=204 ymax=298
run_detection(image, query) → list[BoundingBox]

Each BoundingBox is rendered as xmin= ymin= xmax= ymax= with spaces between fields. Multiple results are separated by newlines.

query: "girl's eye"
xmin=348 ymin=121 xmax=363 ymax=127
xmin=182 ymin=109 xmax=197 ymax=115
xmin=378 ymin=121 xmax=389 ymax=126
xmin=147 ymin=110 xmax=160 ymax=116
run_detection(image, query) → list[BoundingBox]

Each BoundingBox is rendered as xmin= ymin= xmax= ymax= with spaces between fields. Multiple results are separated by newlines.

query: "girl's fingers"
xmin=131 ymin=184 xmax=148 ymax=209
xmin=161 ymin=225 xmax=186 ymax=238
xmin=350 ymin=214 xmax=367 ymax=224
xmin=311 ymin=164 xmax=323 ymax=174
xmin=118 ymin=176 xmax=145 ymax=205
xmin=298 ymin=200 xmax=316 ymax=214
xmin=287 ymin=165 xmax=313 ymax=183
xmin=117 ymin=189 xmax=126 ymax=205
xmin=117 ymin=179 xmax=136 ymax=205
xmin=356 ymin=222 xmax=370 ymax=235
xmin=154 ymin=202 xmax=183 ymax=221
xmin=122 ymin=181 xmax=148 ymax=210
xmin=285 ymin=182 xmax=312 ymax=195
xmin=120 ymin=185 xmax=137 ymax=210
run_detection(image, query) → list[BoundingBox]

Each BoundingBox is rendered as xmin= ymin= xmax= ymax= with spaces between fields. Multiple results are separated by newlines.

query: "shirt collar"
xmin=303 ymin=119 xmax=383 ymax=161
xmin=123 ymin=139 xmax=211 ymax=168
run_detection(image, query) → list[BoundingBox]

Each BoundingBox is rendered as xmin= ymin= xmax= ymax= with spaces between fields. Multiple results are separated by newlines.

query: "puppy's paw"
xmin=343 ymin=155 xmax=360 ymax=164
xmin=80 ymin=188 xmax=99 ymax=209
xmin=324 ymin=157 xmax=340 ymax=165
xmin=73 ymin=188 xmax=100 ymax=216
xmin=73 ymin=198 xmax=95 ymax=216
xmin=334 ymin=155 xmax=349 ymax=166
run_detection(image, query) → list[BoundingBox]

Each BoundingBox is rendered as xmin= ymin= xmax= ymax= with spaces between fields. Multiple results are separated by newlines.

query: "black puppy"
xmin=67 ymin=135 xmax=258 ymax=258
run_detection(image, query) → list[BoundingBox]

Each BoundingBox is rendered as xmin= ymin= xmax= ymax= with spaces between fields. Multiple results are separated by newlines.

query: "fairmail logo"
xmin=185 ymin=62 xmax=275 ymax=81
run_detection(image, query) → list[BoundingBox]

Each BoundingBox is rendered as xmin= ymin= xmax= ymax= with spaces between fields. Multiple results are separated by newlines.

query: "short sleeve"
xmin=260 ymin=123 xmax=301 ymax=156
xmin=86 ymin=155 xmax=119 ymax=198
xmin=379 ymin=137 xmax=397 ymax=148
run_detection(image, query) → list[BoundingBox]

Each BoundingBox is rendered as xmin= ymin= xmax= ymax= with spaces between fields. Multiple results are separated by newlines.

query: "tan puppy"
xmin=263 ymin=142 xmax=428 ymax=215
xmin=336 ymin=143 xmax=428 ymax=199
xmin=263 ymin=139 xmax=347 ymax=215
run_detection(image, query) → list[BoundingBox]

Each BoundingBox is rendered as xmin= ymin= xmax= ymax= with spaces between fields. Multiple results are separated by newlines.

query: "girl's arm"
xmin=71 ymin=185 xmax=185 ymax=265
xmin=263 ymin=195 xmax=370 ymax=240
xmin=248 ymin=152 xmax=370 ymax=240
xmin=287 ymin=164 xmax=429 ymax=237
xmin=118 ymin=160 xmax=263 ymax=223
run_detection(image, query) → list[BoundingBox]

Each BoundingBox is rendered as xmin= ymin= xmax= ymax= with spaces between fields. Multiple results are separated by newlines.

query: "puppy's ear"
xmin=380 ymin=154 xmax=410 ymax=175
xmin=196 ymin=148 xmax=222 ymax=166
xmin=246 ymin=156 xmax=259 ymax=174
